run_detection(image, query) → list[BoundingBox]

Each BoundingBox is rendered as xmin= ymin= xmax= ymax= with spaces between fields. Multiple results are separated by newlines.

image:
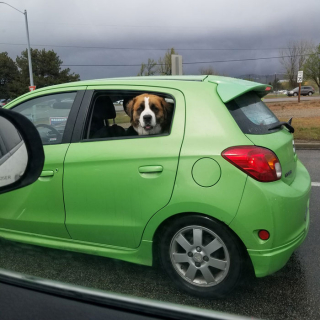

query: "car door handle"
xmin=138 ymin=166 xmax=163 ymax=174
xmin=40 ymin=170 xmax=54 ymax=177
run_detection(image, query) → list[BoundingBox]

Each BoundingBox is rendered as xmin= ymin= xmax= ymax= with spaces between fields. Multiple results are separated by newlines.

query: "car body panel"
xmin=0 ymin=144 xmax=71 ymax=238
xmin=248 ymin=212 xmax=309 ymax=277
xmin=0 ymin=227 xmax=153 ymax=266
xmin=63 ymin=86 xmax=185 ymax=248
xmin=229 ymin=159 xmax=310 ymax=252
xmin=142 ymin=81 xmax=253 ymax=240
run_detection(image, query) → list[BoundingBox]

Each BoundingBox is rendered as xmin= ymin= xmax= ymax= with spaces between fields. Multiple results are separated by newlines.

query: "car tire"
xmin=308 ymin=92 xmax=313 ymax=96
xmin=159 ymin=215 xmax=247 ymax=298
xmin=293 ymin=92 xmax=298 ymax=96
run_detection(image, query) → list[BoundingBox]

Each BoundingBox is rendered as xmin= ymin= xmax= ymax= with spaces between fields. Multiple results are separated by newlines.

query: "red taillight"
xmin=265 ymin=87 xmax=272 ymax=91
xmin=222 ymin=146 xmax=282 ymax=182
xmin=258 ymin=230 xmax=270 ymax=240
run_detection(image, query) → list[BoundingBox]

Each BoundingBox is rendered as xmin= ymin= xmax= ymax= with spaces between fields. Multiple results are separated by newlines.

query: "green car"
xmin=1 ymin=75 xmax=310 ymax=298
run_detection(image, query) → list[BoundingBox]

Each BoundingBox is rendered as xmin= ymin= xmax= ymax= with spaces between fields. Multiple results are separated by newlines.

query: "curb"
xmin=295 ymin=143 xmax=320 ymax=150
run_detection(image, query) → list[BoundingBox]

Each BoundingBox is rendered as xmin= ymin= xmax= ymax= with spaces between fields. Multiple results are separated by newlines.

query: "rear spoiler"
xmin=207 ymin=78 xmax=272 ymax=103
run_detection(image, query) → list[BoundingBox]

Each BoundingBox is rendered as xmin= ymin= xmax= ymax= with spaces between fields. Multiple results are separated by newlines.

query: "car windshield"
xmin=0 ymin=1 xmax=319 ymax=320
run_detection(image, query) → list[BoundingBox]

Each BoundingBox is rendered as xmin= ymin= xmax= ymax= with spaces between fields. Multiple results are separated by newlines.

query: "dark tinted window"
xmin=225 ymin=91 xmax=280 ymax=135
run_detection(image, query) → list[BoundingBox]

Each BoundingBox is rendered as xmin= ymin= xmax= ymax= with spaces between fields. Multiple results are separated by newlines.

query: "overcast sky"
xmin=1 ymin=0 xmax=320 ymax=80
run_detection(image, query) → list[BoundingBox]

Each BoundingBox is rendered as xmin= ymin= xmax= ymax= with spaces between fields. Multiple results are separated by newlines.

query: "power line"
xmin=61 ymin=54 xmax=312 ymax=67
xmin=0 ymin=42 xmax=289 ymax=51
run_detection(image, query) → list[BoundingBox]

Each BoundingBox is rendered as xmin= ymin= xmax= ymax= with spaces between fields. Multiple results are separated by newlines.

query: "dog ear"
xmin=161 ymin=98 xmax=174 ymax=121
xmin=126 ymin=98 xmax=136 ymax=121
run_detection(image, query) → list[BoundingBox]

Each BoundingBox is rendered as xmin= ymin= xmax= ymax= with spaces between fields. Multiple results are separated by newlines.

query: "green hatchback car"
xmin=1 ymin=75 xmax=310 ymax=298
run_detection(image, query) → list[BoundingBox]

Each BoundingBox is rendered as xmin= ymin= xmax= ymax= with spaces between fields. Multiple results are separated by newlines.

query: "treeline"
xmin=279 ymin=41 xmax=320 ymax=91
xmin=0 ymin=49 xmax=80 ymax=99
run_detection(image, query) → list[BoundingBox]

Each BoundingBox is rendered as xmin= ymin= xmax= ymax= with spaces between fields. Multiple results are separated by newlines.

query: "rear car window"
xmin=225 ymin=91 xmax=280 ymax=135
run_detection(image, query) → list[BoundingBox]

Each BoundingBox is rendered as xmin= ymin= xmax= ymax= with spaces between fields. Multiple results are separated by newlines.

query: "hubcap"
xmin=170 ymin=225 xmax=230 ymax=287
xmin=193 ymin=253 xmax=203 ymax=263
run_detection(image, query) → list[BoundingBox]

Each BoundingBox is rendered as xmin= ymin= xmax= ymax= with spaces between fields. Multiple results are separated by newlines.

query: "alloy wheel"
xmin=170 ymin=225 xmax=230 ymax=287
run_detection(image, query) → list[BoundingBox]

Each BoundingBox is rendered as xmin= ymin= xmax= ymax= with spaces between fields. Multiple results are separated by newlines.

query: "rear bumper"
xmin=229 ymin=158 xmax=311 ymax=277
xmin=248 ymin=210 xmax=309 ymax=277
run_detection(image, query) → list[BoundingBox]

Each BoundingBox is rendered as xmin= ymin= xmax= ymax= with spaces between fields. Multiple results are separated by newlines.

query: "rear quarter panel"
xmin=142 ymin=82 xmax=253 ymax=241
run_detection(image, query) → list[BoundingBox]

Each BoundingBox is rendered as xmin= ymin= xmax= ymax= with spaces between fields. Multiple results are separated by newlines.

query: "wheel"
xmin=308 ymin=92 xmax=313 ymax=96
xmin=293 ymin=92 xmax=298 ymax=96
xmin=159 ymin=215 xmax=246 ymax=298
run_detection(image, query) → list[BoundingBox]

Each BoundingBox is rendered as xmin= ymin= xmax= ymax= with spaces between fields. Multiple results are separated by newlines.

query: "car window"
xmin=225 ymin=91 xmax=280 ymax=134
xmin=12 ymin=92 xmax=77 ymax=145
xmin=84 ymin=90 xmax=175 ymax=140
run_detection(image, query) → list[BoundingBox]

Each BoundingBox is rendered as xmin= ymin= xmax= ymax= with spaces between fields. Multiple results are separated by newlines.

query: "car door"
xmin=63 ymin=86 xmax=185 ymax=249
xmin=0 ymin=89 xmax=85 ymax=238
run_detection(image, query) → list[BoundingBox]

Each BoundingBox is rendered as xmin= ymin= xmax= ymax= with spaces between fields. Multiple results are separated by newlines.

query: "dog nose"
xmin=143 ymin=115 xmax=152 ymax=122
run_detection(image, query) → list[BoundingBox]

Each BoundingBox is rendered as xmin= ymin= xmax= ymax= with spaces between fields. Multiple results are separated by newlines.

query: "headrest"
xmin=93 ymin=96 xmax=116 ymax=120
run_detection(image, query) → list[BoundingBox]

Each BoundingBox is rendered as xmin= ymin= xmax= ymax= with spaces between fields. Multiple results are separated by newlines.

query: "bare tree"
xmin=137 ymin=59 xmax=157 ymax=76
xmin=279 ymin=40 xmax=313 ymax=88
xmin=303 ymin=43 xmax=320 ymax=93
xmin=138 ymin=48 xmax=177 ymax=76
xmin=199 ymin=66 xmax=218 ymax=75
xmin=158 ymin=48 xmax=177 ymax=75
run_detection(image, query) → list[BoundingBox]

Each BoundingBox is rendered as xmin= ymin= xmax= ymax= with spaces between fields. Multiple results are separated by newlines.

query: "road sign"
xmin=297 ymin=71 xmax=303 ymax=83
xmin=29 ymin=86 xmax=36 ymax=92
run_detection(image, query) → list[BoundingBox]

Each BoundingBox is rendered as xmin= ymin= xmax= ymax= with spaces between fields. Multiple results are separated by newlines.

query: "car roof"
xmin=6 ymin=75 xmax=272 ymax=106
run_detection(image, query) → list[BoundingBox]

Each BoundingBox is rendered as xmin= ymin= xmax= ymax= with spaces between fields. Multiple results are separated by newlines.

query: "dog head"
xmin=126 ymin=94 xmax=173 ymax=135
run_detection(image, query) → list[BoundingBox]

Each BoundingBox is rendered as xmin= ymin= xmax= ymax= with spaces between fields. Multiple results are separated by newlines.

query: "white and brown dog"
xmin=125 ymin=94 xmax=173 ymax=135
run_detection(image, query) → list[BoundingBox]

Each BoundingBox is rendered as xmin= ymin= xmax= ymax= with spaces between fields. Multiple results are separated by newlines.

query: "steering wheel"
xmin=35 ymin=124 xmax=62 ymax=140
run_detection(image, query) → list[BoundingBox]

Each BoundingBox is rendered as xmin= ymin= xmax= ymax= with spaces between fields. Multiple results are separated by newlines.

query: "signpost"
xmin=171 ymin=55 xmax=183 ymax=75
xmin=297 ymin=71 xmax=303 ymax=103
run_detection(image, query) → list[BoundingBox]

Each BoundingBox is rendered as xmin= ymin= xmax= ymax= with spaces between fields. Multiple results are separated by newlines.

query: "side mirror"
xmin=0 ymin=108 xmax=45 ymax=195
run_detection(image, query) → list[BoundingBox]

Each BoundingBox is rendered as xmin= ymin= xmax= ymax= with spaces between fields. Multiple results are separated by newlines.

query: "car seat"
xmin=89 ymin=96 xmax=125 ymax=139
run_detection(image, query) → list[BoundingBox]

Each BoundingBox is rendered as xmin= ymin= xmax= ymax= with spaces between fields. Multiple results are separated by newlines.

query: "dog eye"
xmin=151 ymin=105 xmax=159 ymax=113
xmin=138 ymin=105 xmax=144 ymax=112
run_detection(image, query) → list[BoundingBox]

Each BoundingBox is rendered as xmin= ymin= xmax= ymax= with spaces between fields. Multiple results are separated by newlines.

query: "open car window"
xmin=83 ymin=90 xmax=175 ymax=140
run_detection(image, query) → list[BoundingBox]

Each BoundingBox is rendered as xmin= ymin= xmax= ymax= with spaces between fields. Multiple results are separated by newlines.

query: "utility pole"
xmin=0 ymin=2 xmax=34 ymax=88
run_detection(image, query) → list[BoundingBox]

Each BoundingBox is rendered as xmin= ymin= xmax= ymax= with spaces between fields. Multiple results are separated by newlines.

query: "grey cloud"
xmin=1 ymin=0 xmax=319 ymax=80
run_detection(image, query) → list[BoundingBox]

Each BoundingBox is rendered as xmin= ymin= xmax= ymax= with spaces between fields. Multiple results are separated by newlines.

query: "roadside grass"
xmin=265 ymin=93 xmax=319 ymax=99
xmin=267 ymin=100 xmax=320 ymax=141
xmin=115 ymin=110 xmax=131 ymax=128
xmin=278 ymin=117 xmax=320 ymax=141
xmin=116 ymin=110 xmax=130 ymax=123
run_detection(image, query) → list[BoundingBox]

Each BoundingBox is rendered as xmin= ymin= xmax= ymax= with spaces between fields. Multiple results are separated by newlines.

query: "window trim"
xmin=10 ymin=91 xmax=85 ymax=145
xmin=71 ymin=89 xmax=176 ymax=143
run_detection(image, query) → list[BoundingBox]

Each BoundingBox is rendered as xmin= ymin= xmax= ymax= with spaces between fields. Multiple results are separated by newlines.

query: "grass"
xmin=116 ymin=110 xmax=130 ymax=124
xmin=265 ymin=93 xmax=319 ymax=99
xmin=266 ymin=99 xmax=320 ymax=142
xmin=279 ymin=117 xmax=320 ymax=141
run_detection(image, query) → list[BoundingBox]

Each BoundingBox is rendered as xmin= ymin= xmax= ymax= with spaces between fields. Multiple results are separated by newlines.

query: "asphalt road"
xmin=0 ymin=150 xmax=319 ymax=320
xmin=264 ymin=95 xmax=320 ymax=102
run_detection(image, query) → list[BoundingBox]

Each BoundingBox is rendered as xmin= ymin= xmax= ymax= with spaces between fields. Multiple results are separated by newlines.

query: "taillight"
xmin=222 ymin=146 xmax=282 ymax=182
